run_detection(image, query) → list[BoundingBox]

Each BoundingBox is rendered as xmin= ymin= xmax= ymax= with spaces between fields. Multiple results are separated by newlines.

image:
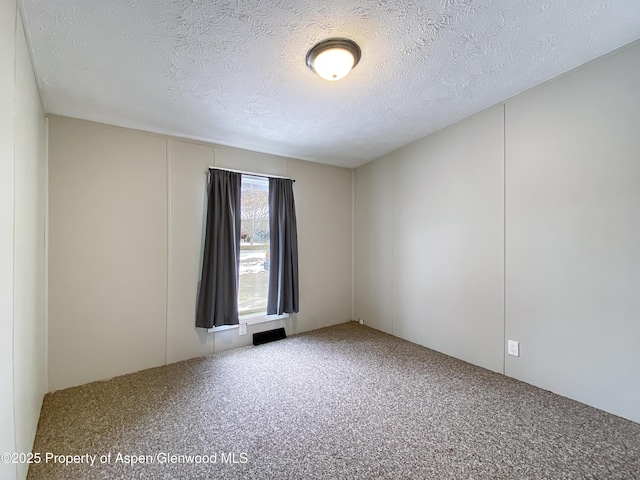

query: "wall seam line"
xmin=44 ymin=117 xmax=49 ymax=392
xmin=502 ymin=103 xmax=507 ymax=376
xmin=165 ymin=138 xmax=170 ymax=366
xmin=351 ymin=169 xmax=355 ymax=322
xmin=391 ymin=163 xmax=395 ymax=337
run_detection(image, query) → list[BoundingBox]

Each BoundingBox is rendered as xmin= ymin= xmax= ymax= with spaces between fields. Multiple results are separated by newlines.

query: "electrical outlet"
xmin=507 ymin=340 xmax=519 ymax=357
xmin=239 ymin=323 xmax=247 ymax=336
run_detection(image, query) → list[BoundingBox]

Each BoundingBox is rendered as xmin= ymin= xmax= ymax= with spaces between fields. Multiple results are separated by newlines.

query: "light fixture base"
xmin=306 ymin=38 xmax=361 ymax=81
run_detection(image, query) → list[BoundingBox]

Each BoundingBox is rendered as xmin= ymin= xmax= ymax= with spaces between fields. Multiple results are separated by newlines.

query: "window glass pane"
xmin=239 ymin=175 xmax=269 ymax=316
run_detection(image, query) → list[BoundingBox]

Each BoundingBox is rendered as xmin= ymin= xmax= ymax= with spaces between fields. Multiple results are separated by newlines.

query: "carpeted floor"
xmin=28 ymin=322 xmax=639 ymax=479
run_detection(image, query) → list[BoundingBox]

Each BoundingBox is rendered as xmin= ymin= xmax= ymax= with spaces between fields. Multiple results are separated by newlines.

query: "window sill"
xmin=207 ymin=312 xmax=289 ymax=333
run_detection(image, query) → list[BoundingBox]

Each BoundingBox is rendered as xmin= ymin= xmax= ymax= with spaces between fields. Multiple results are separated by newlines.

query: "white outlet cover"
xmin=239 ymin=323 xmax=247 ymax=336
xmin=508 ymin=340 xmax=519 ymax=357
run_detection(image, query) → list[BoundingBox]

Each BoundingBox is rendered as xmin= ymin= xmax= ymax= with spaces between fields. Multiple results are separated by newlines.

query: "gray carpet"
xmin=28 ymin=322 xmax=639 ymax=479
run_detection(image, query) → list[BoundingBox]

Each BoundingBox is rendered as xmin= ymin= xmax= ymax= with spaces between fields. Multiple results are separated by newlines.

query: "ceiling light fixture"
xmin=306 ymin=38 xmax=361 ymax=81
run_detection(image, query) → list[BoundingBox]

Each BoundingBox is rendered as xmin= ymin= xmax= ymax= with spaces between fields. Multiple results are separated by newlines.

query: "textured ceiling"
xmin=21 ymin=0 xmax=640 ymax=168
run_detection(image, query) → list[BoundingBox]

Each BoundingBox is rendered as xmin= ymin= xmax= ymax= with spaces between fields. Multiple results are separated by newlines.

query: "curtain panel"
xmin=196 ymin=169 xmax=242 ymax=328
xmin=267 ymin=178 xmax=299 ymax=315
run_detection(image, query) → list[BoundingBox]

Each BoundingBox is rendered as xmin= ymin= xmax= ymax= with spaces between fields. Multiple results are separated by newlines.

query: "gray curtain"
xmin=267 ymin=178 xmax=299 ymax=315
xmin=196 ymin=169 xmax=242 ymax=328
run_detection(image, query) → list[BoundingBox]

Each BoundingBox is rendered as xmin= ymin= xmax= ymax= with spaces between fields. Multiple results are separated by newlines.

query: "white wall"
xmin=353 ymin=157 xmax=393 ymax=334
xmin=48 ymin=119 xmax=168 ymax=390
xmin=167 ymin=139 xmax=215 ymax=363
xmin=13 ymin=9 xmax=47 ymax=480
xmin=0 ymin=2 xmax=47 ymax=479
xmin=0 ymin=2 xmax=18 ymax=479
xmin=355 ymin=107 xmax=505 ymax=374
xmin=505 ymin=43 xmax=640 ymax=422
xmin=48 ymin=117 xmax=353 ymax=390
xmin=287 ymin=160 xmax=353 ymax=332
xmin=354 ymin=41 xmax=640 ymax=423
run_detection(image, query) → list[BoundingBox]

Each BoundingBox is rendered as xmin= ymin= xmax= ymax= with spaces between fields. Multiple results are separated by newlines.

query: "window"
xmin=238 ymin=175 xmax=270 ymax=316
xmin=197 ymin=168 xmax=298 ymax=331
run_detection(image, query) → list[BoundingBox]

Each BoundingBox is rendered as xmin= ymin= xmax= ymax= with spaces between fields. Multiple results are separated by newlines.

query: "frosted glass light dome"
xmin=312 ymin=48 xmax=356 ymax=81
xmin=306 ymin=38 xmax=361 ymax=82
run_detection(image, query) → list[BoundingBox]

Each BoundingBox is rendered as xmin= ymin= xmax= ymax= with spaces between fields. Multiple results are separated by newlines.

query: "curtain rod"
xmin=207 ymin=166 xmax=295 ymax=182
